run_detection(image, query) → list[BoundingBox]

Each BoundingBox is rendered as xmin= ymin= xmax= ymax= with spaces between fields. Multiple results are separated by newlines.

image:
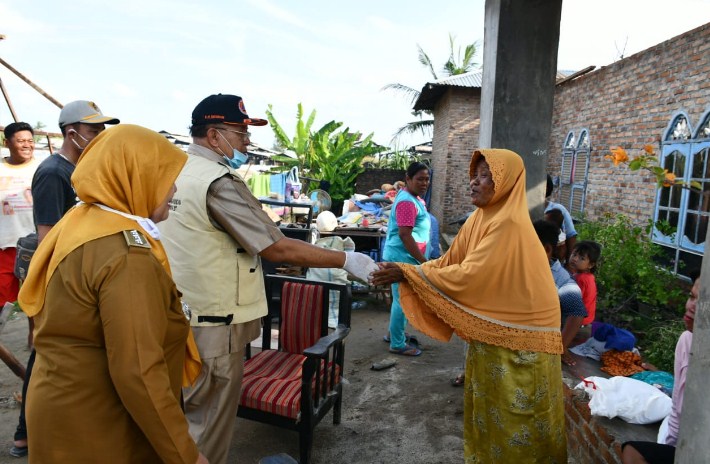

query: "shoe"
xmin=389 ymin=344 xmax=422 ymax=356
xmin=10 ymin=445 xmax=28 ymax=458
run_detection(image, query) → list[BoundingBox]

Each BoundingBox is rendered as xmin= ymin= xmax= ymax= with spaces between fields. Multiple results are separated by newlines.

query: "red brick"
xmin=582 ymin=423 xmax=599 ymax=449
xmin=575 ymin=399 xmax=593 ymax=423
xmin=595 ymin=424 xmax=616 ymax=448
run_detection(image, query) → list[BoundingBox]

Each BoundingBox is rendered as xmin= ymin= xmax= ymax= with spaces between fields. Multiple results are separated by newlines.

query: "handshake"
xmin=342 ymin=251 xmax=403 ymax=286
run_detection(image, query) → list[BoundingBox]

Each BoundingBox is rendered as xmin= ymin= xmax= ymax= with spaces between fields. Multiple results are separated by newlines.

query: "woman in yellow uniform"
xmin=19 ymin=125 xmax=206 ymax=463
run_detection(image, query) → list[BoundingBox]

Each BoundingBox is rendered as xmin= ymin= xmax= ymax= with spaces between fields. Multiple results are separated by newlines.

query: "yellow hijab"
xmin=18 ymin=124 xmax=202 ymax=384
xmin=398 ymin=149 xmax=562 ymax=354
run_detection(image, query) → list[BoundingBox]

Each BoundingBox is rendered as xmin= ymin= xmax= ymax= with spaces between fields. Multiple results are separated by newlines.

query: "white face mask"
xmin=69 ymin=129 xmax=90 ymax=152
xmin=216 ymin=130 xmax=248 ymax=169
xmin=91 ymin=203 xmax=162 ymax=240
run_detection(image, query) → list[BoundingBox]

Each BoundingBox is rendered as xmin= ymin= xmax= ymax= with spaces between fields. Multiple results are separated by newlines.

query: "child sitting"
xmin=544 ymin=208 xmax=567 ymax=262
xmin=534 ymin=220 xmax=587 ymax=366
xmin=567 ymin=241 xmax=602 ymax=326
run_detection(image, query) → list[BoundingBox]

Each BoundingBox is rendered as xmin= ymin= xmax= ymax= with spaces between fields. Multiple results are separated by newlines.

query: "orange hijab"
xmin=18 ymin=124 xmax=202 ymax=384
xmin=398 ymin=149 xmax=562 ymax=354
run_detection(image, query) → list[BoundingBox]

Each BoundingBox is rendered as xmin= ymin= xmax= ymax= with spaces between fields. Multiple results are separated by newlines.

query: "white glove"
xmin=343 ymin=251 xmax=379 ymax=283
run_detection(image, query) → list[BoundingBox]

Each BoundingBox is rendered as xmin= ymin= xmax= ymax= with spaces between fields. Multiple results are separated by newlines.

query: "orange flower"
xmin=643 ymin=144 xmax=655 ymax=155
xmin=662 ymin=170 xmax=676 ymax=187
xmin=608 ymin=147 xmax=629 ymax=166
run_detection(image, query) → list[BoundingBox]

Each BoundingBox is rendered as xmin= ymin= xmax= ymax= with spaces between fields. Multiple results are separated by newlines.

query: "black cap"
xmin=191 ymin=94 xmax=268 ymax=127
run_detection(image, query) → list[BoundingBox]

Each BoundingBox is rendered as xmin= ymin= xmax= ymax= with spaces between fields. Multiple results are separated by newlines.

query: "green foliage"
xmin=442 ymin=33 xmax=479 ymax=76
xmin=33 ymin=121 xmax=46 ymax=143
xmin=577 ymin=214 xmax=690 ymax=367
xmin=642 ymin=320 xmax=685 ymax=372
xmin=576 ymin=213 xmax=686 ymax=312
xmin=377 ymin=150 xmax=420 ymax=170
xmin=266 ymin=104 xmax=385 ymax=202
xmin=383 ymin=33 xmax=480 ymax=144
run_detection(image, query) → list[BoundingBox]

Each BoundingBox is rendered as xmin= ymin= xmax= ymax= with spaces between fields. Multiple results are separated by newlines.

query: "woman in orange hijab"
xmin=371 ymin=149 xmax=566 ymax=463
xmin=19 ymin=125 xmax=206 ymax=464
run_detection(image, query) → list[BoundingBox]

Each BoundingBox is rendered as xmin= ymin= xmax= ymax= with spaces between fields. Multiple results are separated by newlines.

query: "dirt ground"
xmin=0 ymin=296 xmax=468 ymax=464
xmin=0 ymin=312 xmax=31 ymax=464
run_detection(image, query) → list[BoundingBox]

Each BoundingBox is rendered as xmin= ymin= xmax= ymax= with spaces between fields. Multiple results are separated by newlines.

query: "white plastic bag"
xmin=574 ymin=376 xmax=672 ymax=424
xmin=306 ymin=236 xmax=355 ymax=328
xmin=285 ymin=167 xmax=301 ymax=201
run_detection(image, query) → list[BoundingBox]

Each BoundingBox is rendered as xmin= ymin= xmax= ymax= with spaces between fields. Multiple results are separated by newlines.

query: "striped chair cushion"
xmin=280 ymin=282 xmax=325 ymax=354
xmin=240 ymin=350 xmax=340 ymax=419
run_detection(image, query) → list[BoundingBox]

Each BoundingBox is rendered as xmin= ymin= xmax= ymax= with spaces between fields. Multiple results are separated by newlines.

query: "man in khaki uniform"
xmin=160 ymin=93 xmax=376 ymax=464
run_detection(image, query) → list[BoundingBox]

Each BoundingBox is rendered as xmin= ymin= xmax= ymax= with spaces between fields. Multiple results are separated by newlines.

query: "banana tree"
xmin=267 ymin=103 xmax=386 ymax=201
xmin=310 ymin=129 xmax=385 ymax=202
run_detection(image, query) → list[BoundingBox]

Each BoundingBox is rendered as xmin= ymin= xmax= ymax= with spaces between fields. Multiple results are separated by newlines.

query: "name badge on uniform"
xmin=123 ymin=230 xmax=151 ymax=249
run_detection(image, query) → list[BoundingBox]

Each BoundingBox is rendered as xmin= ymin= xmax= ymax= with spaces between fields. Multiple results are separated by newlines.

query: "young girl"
xmin=567 ymin=241 xmax=602 ymax=325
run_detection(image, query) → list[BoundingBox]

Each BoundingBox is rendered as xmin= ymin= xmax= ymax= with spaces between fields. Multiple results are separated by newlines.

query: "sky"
xmin=1 ymin=0 xmax=708 ymax=151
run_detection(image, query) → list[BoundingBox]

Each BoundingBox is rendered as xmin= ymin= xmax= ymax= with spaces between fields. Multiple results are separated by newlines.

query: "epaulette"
xmin=122 ymin=230 xmax=151 ymax=249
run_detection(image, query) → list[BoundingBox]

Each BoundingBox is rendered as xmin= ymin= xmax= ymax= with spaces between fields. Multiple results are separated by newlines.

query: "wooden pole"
xmin=0 ymin=343 xmax=25 ymax=380
xmin=0 ymin=56 xmax=63 ymax=109
xmin=0 ymin=76 xmax=19 ymax=122
xmin=0 ymin=303 xmax=26 ymax=381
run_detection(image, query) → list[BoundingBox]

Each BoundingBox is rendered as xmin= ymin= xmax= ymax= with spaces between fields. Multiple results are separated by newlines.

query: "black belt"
xmin=197 ymin=314 xmax=234 ymax=325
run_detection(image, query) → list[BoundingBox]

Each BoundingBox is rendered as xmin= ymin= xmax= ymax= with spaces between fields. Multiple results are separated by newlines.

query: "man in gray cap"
xmin=160 ymin=93 xmax=377 ymax=464
xmin=9 ymin=100 xmax=119 ymax=458
xmin=35 ymin=100 xmax=120 ymax=242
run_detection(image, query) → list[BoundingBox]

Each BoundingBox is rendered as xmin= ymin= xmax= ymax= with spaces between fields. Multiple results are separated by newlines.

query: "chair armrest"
xmin=303 ymin=325 xmax=351 ymax=358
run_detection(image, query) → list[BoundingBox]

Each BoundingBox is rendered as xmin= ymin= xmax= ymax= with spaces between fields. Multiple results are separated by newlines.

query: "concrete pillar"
xmin=676 ymin=254 xmax=710 ymax=462
xmin=479 ymin=0 xmax=562 ymax=218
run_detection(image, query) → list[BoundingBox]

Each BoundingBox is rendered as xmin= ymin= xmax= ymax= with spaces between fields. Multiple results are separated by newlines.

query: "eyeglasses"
xmin=217 ymin=127 xmax=251 ymax=141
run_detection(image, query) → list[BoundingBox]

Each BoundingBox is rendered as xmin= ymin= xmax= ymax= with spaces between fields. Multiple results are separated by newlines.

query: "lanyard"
xmin=81 ymin=202 xmax=162 ymax=240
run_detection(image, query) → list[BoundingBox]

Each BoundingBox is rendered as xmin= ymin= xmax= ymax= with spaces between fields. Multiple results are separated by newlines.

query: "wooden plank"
xmin=0 ymin=303 xmax=27 ymax=380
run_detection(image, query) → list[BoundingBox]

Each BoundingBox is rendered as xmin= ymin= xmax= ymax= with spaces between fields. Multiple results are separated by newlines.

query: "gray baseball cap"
xmin=58 ymin=100 xmax=120 ymax=128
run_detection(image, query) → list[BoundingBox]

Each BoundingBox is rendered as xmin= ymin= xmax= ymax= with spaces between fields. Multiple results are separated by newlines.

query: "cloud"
xmin=0 ymin=3 xmax=49 ymax=36
xmin=111 ymin=82 xmax=137 ymax=98
xmin=244 ymin=0 xmax=306 ymax=29
xmin=367 ymin=15 xmax=396 ymax=32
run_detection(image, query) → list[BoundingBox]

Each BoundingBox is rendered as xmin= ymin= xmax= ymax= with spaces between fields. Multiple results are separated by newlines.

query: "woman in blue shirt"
xmin=383 ymin=162 xmax=431 ymax=355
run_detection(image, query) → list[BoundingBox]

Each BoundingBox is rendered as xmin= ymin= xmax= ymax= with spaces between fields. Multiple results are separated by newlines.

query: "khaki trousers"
xmin=183 ymin=321 xmax=260 ymax=464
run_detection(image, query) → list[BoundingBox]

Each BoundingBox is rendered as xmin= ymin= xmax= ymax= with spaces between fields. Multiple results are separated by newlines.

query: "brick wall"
xmin=354 ymin=169 xmax=406 ymax=194
xmin=430 ymin=87 xmax=481 ymax=232
xmin=547 ymin=22 xmax=710 ymax=225
xmin=431 ymin=23 xmax=709 ymax=229
xmin=564 ymin=382 xmax=623 ymax=464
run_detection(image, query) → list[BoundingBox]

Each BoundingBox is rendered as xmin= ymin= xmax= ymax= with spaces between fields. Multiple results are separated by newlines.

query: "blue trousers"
xmin=388 ymin=283 xmax=409 ymax=350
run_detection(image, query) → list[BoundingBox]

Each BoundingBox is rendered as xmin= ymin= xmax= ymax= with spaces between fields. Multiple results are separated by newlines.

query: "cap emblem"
xmin=238 ymin=99 xmax=248 ymax=116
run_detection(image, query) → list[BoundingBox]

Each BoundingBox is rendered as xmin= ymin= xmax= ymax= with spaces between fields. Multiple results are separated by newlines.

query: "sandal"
xmin=389 ymin=344 xmax=422 ymax=356
xmin=450 ymin=373 xmax=465 ymax=387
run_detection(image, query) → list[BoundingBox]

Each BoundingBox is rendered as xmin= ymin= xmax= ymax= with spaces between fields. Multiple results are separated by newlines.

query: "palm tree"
xmin=383 ymin=33 xmax=480 ymax=143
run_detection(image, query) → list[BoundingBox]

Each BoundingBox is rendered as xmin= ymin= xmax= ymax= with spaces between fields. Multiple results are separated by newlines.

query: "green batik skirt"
xmin=463 ymin=341 xmax=566 ymax=463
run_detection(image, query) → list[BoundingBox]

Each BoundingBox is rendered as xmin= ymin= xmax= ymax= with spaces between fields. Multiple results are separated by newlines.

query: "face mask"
xmin=69 ymin=130 xmax=90 ymax=152
xmin=216 ymin=131 xmax=249 ymax=169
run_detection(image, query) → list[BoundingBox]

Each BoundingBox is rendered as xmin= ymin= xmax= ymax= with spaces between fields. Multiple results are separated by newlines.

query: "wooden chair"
xmin=239 ymin=275 xmax=351 ymax=464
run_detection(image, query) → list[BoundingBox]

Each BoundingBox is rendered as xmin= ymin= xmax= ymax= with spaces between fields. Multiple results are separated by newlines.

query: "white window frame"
xmin=558 ymin=129 xmax=590 ymax=215
xmin=652 ymin=109 xmax=710 ymax=275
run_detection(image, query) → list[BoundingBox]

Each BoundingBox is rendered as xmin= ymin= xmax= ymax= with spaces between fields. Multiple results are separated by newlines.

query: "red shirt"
xmin=574 ymin=272 xmax=597 ymax=325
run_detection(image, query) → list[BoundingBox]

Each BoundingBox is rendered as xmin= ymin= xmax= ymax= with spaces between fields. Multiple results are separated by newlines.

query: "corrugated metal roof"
xmin=430 ymin=71 xmax=483 ymax=88
xmin=414 ymin=69 xmax=574 ymax=111
xmin=414 ymin=71 xmax=482 ymax=111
